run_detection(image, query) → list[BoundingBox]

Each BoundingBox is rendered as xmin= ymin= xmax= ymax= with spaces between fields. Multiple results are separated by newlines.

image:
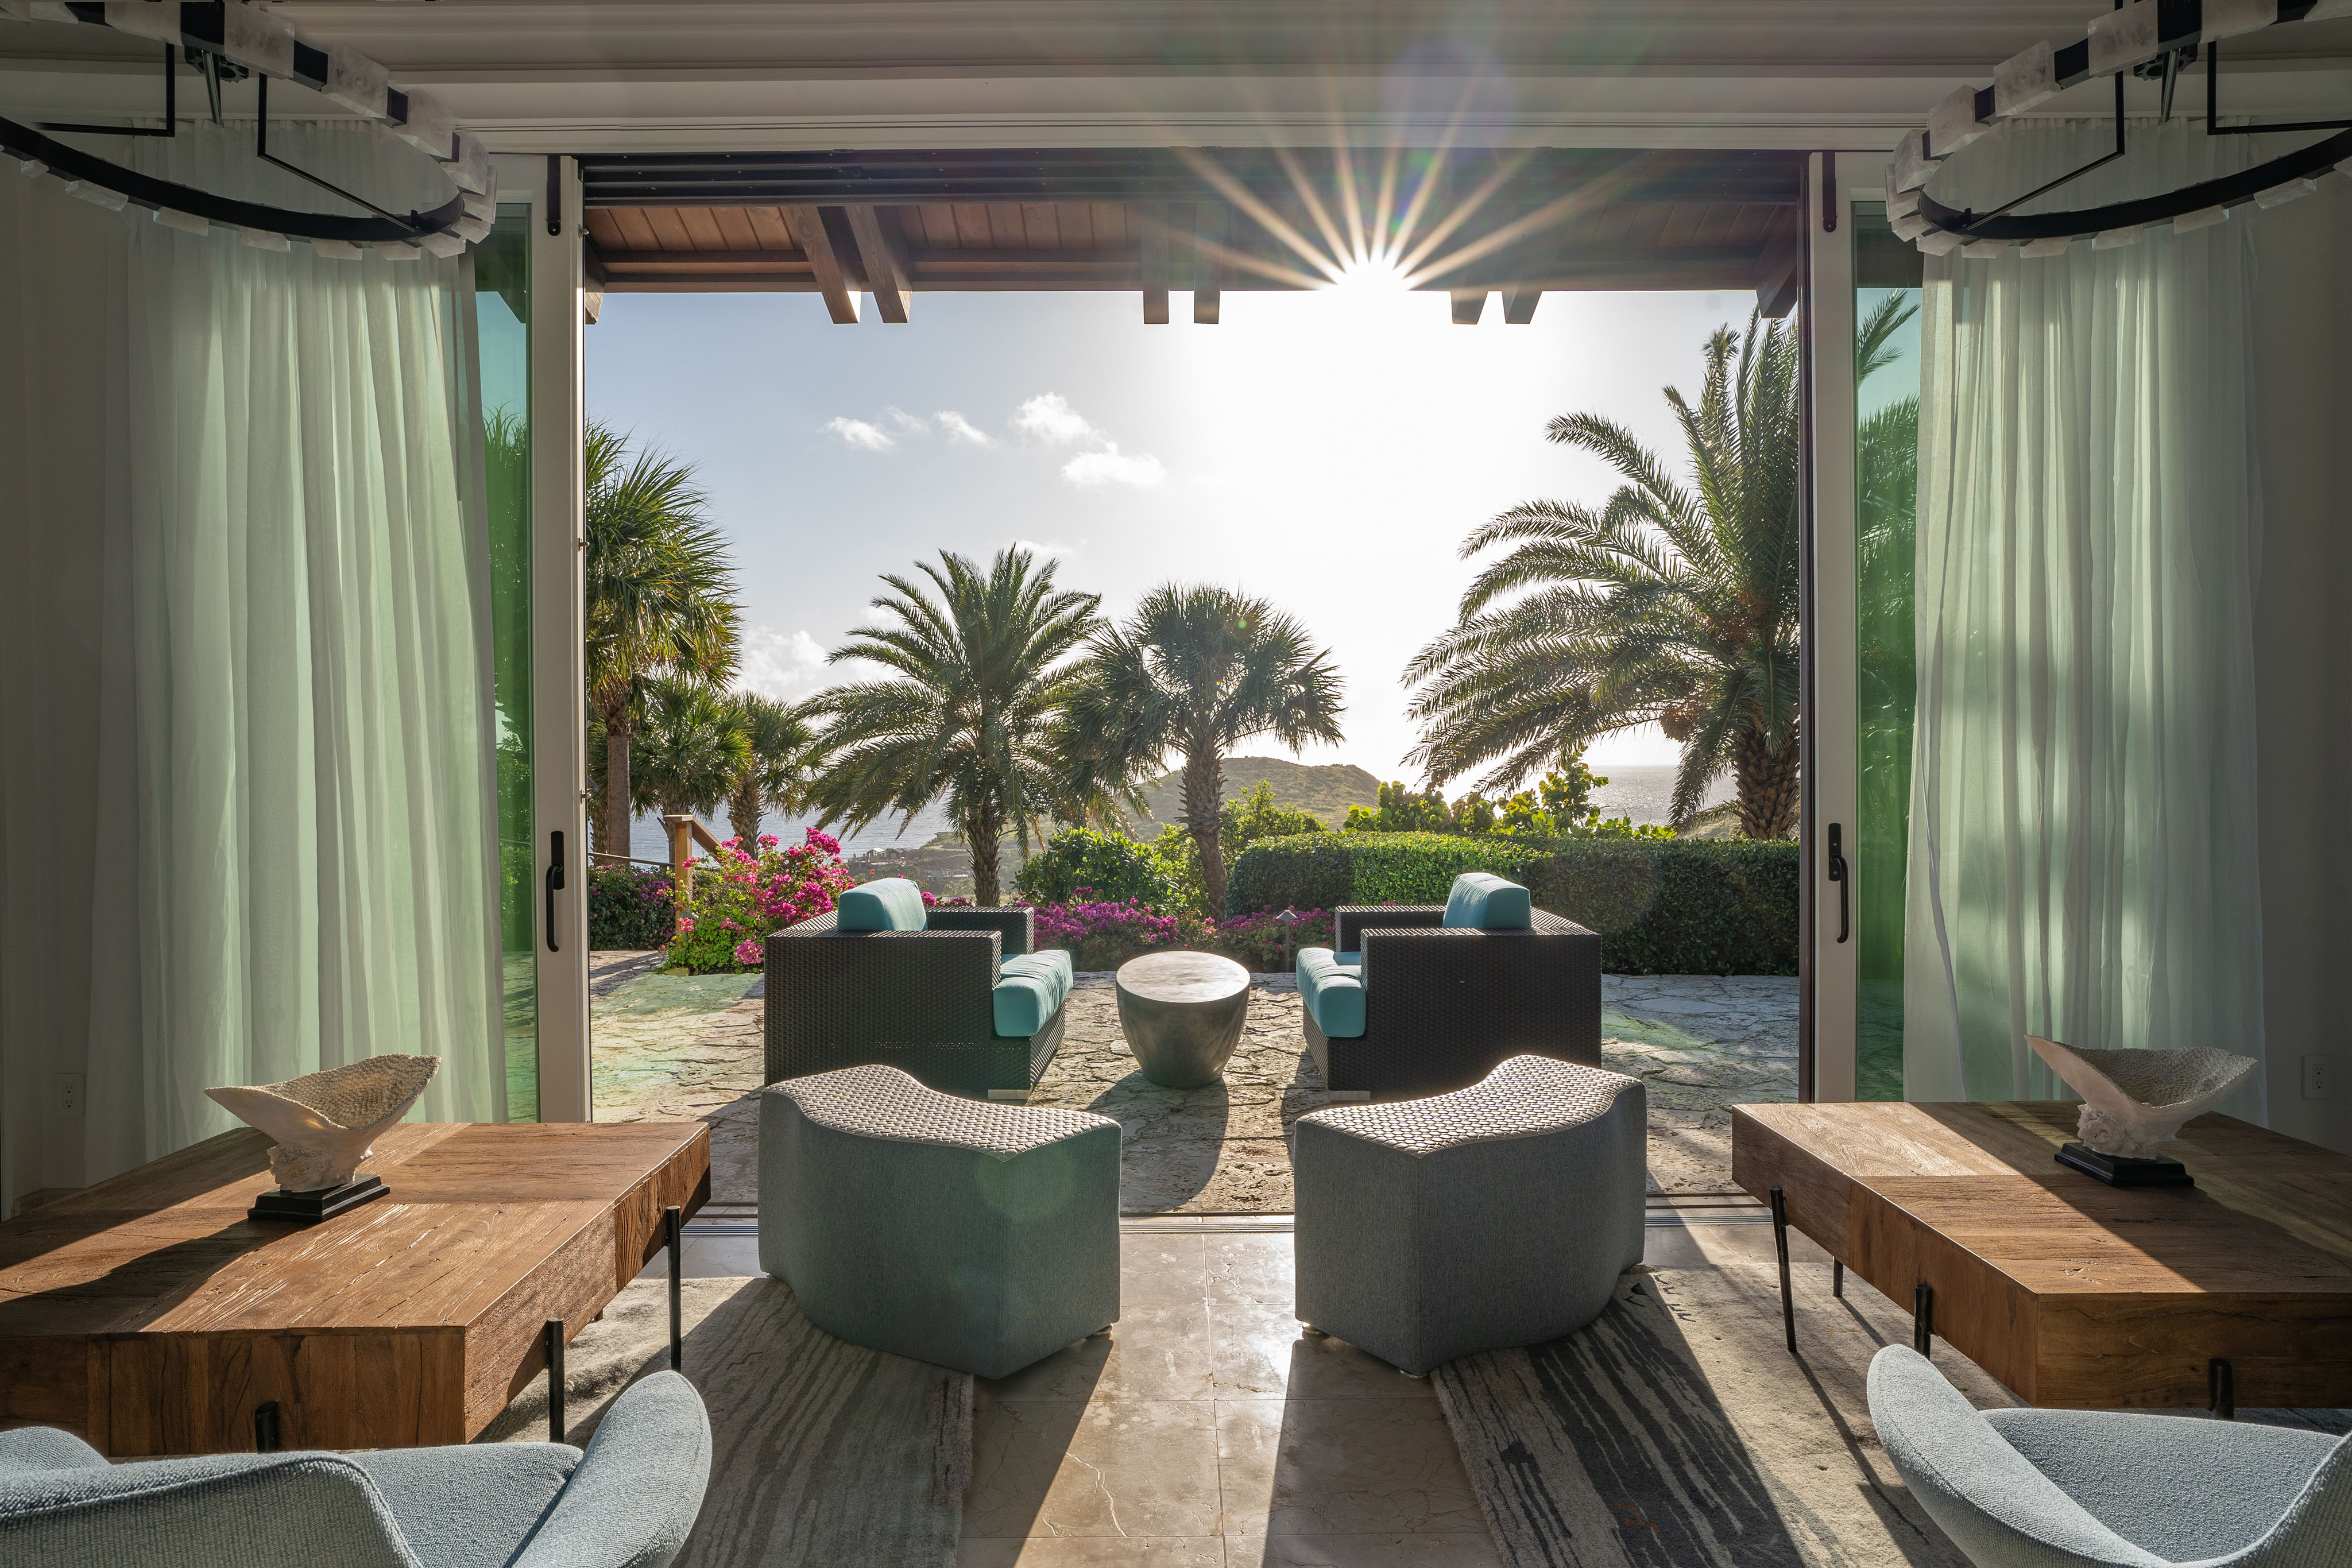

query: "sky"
xmin=586 ymin=277 xmax=1754 ymax=791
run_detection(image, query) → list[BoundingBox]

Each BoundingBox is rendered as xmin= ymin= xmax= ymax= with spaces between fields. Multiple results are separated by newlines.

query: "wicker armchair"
xmin=1302 ymin=891 xmax=1602 ymax=1099
xmin=765 ymin=904 xmax=1067 ymax=1097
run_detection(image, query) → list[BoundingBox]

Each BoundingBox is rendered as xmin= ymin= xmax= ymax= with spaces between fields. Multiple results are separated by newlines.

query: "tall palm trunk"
xmin=727 ymin=784 xmax=764 ymax=849
xmin=1182 ymin=747 xmax=1227 ymax=916
xmin=965 ymin=802 xmax=1004 ymax=906
xmin=604 ymin=711 xmax=635 ymax=861
xmin=1732 ymin=726 xmax=1800 ymax=840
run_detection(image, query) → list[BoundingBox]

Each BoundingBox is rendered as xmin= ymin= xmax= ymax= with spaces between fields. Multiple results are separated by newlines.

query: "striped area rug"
xmin=1433 ymin=1259 xmax=2015 ymax=1568
xmin=482 ymin=1275 xmax=970 ymax=1567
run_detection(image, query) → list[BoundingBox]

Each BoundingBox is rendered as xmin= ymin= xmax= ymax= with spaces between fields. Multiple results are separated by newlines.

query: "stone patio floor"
xmin=587 ymin=951 xmax=1797 ymax=1211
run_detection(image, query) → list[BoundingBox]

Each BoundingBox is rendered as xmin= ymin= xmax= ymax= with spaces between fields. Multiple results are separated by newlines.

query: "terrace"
xmin=6 ymin=4 xmax=2352 ymax=1568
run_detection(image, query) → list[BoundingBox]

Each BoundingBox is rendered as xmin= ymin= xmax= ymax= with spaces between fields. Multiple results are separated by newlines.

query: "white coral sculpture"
xmin=2025 ymin=1037 xmax=2257 ymax=1160
xmin=206 ymin=1055 xmax=440 ymax=1192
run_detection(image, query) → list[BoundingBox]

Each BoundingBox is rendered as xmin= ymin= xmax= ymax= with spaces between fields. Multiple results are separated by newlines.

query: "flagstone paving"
xmin=587 ymin=951 xmax=1798 ymax=1210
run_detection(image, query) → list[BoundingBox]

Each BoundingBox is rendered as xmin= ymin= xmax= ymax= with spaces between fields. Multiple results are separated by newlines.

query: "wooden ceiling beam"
xmin=1450 ymin=289 xmax=1487 ymax=326
xmin=1501 ymin=284 xmax=1542 ymax=324
xmin=844 ymin=204 xmax=914 ymax=324
xmin=1193 ymin=202 xmax=1223 ymax=324
xmin=1139 ymin=202 xmax=1170 ymax=324
xmin=783 ymin=204 xmax=860 ymax=323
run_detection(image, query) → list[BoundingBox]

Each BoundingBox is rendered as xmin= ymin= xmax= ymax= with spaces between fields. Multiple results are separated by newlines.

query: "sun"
xmin=1328 ymin=249 xmax=1414 ymax=296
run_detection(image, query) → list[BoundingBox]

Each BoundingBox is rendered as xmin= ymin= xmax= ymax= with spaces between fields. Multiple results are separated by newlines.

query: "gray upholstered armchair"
xmin=1867 ymin=1345 xmax=2351 ymax=1567
xmin=0 ymin=1371 xmax=711 ymax=1568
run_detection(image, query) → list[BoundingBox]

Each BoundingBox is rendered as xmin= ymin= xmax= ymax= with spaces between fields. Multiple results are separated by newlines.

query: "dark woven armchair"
xmin=1299 ymin=881 xmax=1602 ymax=1099
xmin=765 ymin=905 xmax=1067 ymax=1097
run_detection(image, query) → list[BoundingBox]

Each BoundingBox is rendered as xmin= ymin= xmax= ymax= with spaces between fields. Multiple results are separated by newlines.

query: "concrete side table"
xmin=1115 ymin=951 xmax=1250 ymax=1088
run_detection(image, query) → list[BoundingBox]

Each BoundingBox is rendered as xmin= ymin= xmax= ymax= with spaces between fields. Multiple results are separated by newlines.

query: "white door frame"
xmin=517 ymin=153 xmax=591 ymax=1122
xmin=1805 ymin=151 xmax=1860 ymax=1104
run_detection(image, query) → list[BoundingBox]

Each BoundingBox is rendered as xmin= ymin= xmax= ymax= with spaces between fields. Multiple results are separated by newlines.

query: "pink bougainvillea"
xmin=663 ymin=828 xmax=859 ymax=974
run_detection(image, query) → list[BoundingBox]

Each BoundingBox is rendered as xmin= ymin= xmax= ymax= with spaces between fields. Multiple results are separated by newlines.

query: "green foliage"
xmin=628 ymin=676 xmax=752 ymax=816
xmin=588 ymin=864 xmax=674 ymax=950
xmin=806 ymin=547 xmax=1101 ymax=905
xmin=1015 ymin=827 xmax=1188 ymax=911
xmin=1341 ymin=753 xmax=1669 ymax=842
xmin=1221 ymin=782 xmax=1324 ymax=852
xmin=1058 ymin=582 xmax=1345 ymax=915
xmin=1405 ymin=312 xmax=1802 ymax=838
xmin=1225 ymin=832 xmax=1798 ymax=974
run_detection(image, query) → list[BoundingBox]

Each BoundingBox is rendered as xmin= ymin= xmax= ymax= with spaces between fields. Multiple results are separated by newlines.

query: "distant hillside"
xmin=1134 ymin=756 xmax=1382 ymax=829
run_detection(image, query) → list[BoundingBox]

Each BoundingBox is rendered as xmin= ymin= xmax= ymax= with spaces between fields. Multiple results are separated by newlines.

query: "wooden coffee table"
xmin=1732 ymin=1101 xmax=2352 ymax=1412
xmin=0 ymin=1121 xmax=707 ymax=1455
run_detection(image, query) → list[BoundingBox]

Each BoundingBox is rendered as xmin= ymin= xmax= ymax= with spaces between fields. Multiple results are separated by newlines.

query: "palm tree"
xmin=805 ymin=549 xmax=1100 ymax=905
xmin=1060 ymin=584 xmax=1345 ymax=915
xmin=1404 ymin=311 xmax=1801 ymax=838
xmin=583 ymin=423 xmax=741 ymax=858
xmin=628 ymin=677 xmax=752 ymax=821
xmin=724 ymin=692 xmax=820 ymax=847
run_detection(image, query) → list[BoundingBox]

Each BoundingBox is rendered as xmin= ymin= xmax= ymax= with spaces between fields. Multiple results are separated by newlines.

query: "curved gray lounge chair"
xmin=761 ymin=1062 xmax=1121 ymax=1378
xmin=1292 ymin=1052 xmax=1646 ymax=1376
xmin=0 ymin=1370 xmax=712 ymax=1568
xmin=1867 ymin=1344 xmax=2352 ymax=1567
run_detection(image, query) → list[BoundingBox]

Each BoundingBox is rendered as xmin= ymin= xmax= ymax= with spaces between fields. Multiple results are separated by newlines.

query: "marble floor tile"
xmin=957 ymin=1538 xmax=1227 ymax=1567
xmin=990 ymin=1304 xmax=1215 ymax=1402
xmin=1231 ymin=1536 xmax=1505 ymax=1567
xmin=1214 ymin=1399 xmax=1488 ymax=1538
xmin=966 ymin=1400 xmax=1223 ymax=1539
xmin=1121 ymin=1233 xmax=1216 ymax=1308
xmin=1208 ymin=1300 xmax=1432 ymax=1402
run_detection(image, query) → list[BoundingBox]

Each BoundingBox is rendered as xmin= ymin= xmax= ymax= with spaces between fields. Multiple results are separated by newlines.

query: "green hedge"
xmin=1225 ymin=831 xmax=1798 ymax=975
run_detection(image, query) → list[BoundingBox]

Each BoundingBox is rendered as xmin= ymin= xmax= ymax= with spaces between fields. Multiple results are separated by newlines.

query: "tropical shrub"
xmin=1225 ymin=832 xmax=1798 ymax=974
xmin=1210 ymin=906 xmax=1336 ymax=971
xmin=664 ymin=827 xmax=856 ymax=974
xmin=588 ymin=864 xmax=674 ymax=950
xmin=1221 ymin=781 xmax=1324 ymax=850
xmin=1031 ymin=896 xmax=1187 ymax=971
xmin=1343 ymin=756 xmax=1666 ymax=841
xmin=1015 ymin=827 xmax=1187 ymax=911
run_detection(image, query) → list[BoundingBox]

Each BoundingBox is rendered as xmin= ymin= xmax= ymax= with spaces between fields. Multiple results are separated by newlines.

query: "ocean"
xmin=621 ymin=760 xmax=1725 ymax=865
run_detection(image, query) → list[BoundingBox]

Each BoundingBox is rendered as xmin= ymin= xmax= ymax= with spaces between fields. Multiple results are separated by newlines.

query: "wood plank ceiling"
xmin=579 ymin=148 xmax=1805 ymax=324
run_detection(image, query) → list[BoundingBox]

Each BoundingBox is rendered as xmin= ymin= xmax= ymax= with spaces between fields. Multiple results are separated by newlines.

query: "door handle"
xmin=1827 ymin=822 xmax=1850 ymax=945
xmin=545 ymin=829 xmax=566 ymax=953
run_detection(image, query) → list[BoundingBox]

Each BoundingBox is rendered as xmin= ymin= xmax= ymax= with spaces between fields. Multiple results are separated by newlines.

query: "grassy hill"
xmin=1134 ymin=756 xmax=1382 ymax=829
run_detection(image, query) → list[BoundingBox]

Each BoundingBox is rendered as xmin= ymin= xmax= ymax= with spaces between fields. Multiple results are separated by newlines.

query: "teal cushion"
xmin=837 ymin=877 xmax=928 ymax=932
xmin=1443 ymin=872 xmax=1531 ymax=930
xmin=1296 ymin=947 xmax=1365 ymax=1037
xmin=993 ymin=950 xmax=1074 ymax=1037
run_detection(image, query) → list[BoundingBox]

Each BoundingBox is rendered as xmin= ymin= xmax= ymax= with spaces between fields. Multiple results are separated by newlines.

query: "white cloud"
xmin=1062 ymin=447 xmax=1168 ymax=487
xmin=884 ymin=406 xmax=930 ymax=435
xmin=1011 ymin=392 xmax=1167 ymax=487
xmin=936 ymin=409 xmax=993 ymax=447
xmin=823 ymin=416 xmax=895 ymax=451
xmin=736 ymin=627 xmax=830 ymax=699
xmin=1012 ymin=538 xmax=1074 ymax=557
xmin=1011 ymin=392 xmax=1100 ymax=446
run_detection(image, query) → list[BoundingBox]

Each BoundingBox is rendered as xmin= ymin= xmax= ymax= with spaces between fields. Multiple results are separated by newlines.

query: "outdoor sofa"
xmin=766 ymin=876 xmax=1073 ymax=1097
xmin=1295 ymin=871 xmax=1602 ymax=1098
xmin=0 ymin=1370 xmax=711 ymax=1568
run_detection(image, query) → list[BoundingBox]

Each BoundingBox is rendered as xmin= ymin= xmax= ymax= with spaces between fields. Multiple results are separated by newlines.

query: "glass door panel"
xmin=475 ymin=211 xmax=538 ymax=1120
xmin=1852 ymin=202 xmax=1922 ymax=1101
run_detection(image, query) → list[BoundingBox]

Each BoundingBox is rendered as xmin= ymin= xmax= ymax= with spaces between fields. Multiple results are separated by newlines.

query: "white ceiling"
xmin=5 ymin=1 xmax=2350 ymax=154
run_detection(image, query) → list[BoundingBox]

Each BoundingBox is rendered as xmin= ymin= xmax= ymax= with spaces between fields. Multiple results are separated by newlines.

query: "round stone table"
xmin=1115 ymin=951 xmax=1252 ymax=1089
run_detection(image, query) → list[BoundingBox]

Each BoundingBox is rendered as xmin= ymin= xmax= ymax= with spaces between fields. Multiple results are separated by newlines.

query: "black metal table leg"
xmin=1769 ymin=1185 xmax=1796 ymax=1353
xmin=667 ymin=1204 xmax=684 ymax=1373
xmin=2210 ymin=1358 xmax=2235 ymax=1420
xmin=1913 ymin=1283 xmax=1934 ymax=1357
xmin=1832 ymin=1259 xmax=1845 ymax=1298
xmin=544 ymin=1317 xmax=566 ymax=1443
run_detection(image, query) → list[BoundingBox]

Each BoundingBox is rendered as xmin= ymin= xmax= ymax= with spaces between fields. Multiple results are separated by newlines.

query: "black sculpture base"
xmin=248 ymin=1174 xmax=389 ymax=1224
xmin=2056 ymin=1142 xmax=2194 ymax=1188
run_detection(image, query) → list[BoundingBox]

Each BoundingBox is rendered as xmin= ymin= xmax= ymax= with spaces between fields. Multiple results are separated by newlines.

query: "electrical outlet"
xmin=55 ymin=1073 xmax=84 ymax=1117
xmin=2303 ymin=1055 xmax=2332 ymax=1101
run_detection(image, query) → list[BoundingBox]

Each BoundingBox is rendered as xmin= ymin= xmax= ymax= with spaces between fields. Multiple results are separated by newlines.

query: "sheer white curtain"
xmin=1904 ymin=120 xmax=2268 ymax=1112
xmin=117 ymin=123 xmax=502 ymax=1148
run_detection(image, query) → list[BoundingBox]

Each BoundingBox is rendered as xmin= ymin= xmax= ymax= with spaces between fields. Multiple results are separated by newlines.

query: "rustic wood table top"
xmin=0 ymin=1121 xmax=708 ymax=1455
xmin=1731 ymin=1101 xmax=2352 ymax=1410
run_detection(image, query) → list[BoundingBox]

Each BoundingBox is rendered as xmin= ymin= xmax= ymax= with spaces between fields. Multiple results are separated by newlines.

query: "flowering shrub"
xmin=588 ymin=865 xmax=674 ymax=950
xmin=1030 ymin=892 xmax=1187 ymax=971
xmin=664 ymin=828 xmax=856 ymax=974
xmin=1208 ymin=906 xmax=1334 ymax=971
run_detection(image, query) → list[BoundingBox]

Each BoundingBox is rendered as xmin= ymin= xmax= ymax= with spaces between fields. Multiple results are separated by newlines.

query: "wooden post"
xmin=664 ymin=814 xmax=696 ymax=903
